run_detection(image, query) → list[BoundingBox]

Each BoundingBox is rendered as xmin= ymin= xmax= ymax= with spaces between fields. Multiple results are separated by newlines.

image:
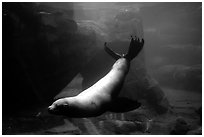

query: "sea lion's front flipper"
xmin=104 ymin=42 xmax=122 ymax=60
xmin=108 ymin=97 xmax=141 ymax=113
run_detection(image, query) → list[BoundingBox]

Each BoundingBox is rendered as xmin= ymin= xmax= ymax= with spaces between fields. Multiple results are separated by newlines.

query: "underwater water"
xmin=2 ymin=2 xmax=202 ymax=135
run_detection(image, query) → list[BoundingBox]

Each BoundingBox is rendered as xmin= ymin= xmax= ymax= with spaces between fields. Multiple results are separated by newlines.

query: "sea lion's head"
xmin=48 ymin=98 xmax=71 ymax=115
xmin=48 ymin=97 xmax=97 ymax=117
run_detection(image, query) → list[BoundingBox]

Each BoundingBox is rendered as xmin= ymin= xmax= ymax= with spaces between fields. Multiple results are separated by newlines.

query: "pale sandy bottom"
xmin=2 ymin=87 xmax=202 ymax=135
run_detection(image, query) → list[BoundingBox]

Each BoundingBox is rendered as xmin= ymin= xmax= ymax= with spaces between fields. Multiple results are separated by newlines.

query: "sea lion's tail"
xmin=104 ymin=36 xmax=144 ymax=61
xmin=125 ymin=36 xmax=144 ymax=61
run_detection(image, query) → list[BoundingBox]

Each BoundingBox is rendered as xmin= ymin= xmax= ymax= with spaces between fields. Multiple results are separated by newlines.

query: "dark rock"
xmin=187 ymin=127 xmax=202 ymax=135
xmin=102 ymin=120 xmax=138 ymax=134
xmin=195 ymin=107 xmax=202 ymax=125
xmin=45 ymin=119 xmax=81 ymax=135
xmin=170 ymin=117 xmax=190 ymax=135
xmin=155 ymin=64 xmax=201 ymax=92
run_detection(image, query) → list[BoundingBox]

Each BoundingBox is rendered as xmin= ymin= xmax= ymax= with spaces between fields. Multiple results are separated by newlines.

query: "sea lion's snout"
xmin=47 ymin=105 xmax=55 ymax=112
xmin=47 ymin=104 xmax=59 ymax=114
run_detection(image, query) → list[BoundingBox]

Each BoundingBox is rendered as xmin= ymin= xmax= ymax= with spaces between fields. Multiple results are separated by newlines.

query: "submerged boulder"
xmin=170 ymin=117 xmax=190 ymax=135
xmin=155 ymin=64 xmax=201 ymax=91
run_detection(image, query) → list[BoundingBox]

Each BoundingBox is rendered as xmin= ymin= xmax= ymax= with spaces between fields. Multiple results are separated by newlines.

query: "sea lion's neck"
xmin=67 ymin=96 xmax=78 ymax=105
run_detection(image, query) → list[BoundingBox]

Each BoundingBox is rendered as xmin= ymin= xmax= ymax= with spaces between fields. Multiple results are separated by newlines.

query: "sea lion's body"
xmin=48 ymin=36 xmax=144 ymax=117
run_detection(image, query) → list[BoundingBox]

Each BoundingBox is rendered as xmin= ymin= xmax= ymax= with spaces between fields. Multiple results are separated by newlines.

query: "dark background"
xmin=3 ymin=2 xmax=201 ymax=117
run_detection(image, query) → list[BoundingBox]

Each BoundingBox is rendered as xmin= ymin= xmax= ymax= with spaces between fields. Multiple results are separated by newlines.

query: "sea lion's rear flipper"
xmin=104 ymin=42 xmax=122 ymax=60
xmin=104 ymin=36 xmax=144 ymax=61
xmin=125 ymin=36 xmax=144 ymax=61
xmin=108 ymin=97 xmax=141 ymax=113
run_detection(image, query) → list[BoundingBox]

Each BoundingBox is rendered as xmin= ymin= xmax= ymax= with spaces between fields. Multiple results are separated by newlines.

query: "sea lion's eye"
xmin=63 ymin=104 xmax=69 ymax=108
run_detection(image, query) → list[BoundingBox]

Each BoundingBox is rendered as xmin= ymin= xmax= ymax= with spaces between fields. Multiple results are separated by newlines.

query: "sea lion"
xmin=48 ymin=36 xmax=144 ymax=117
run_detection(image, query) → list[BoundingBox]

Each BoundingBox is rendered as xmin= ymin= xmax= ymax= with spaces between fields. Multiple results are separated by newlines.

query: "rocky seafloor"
xmin=2 ymin=87 xmax=202 ymax=135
